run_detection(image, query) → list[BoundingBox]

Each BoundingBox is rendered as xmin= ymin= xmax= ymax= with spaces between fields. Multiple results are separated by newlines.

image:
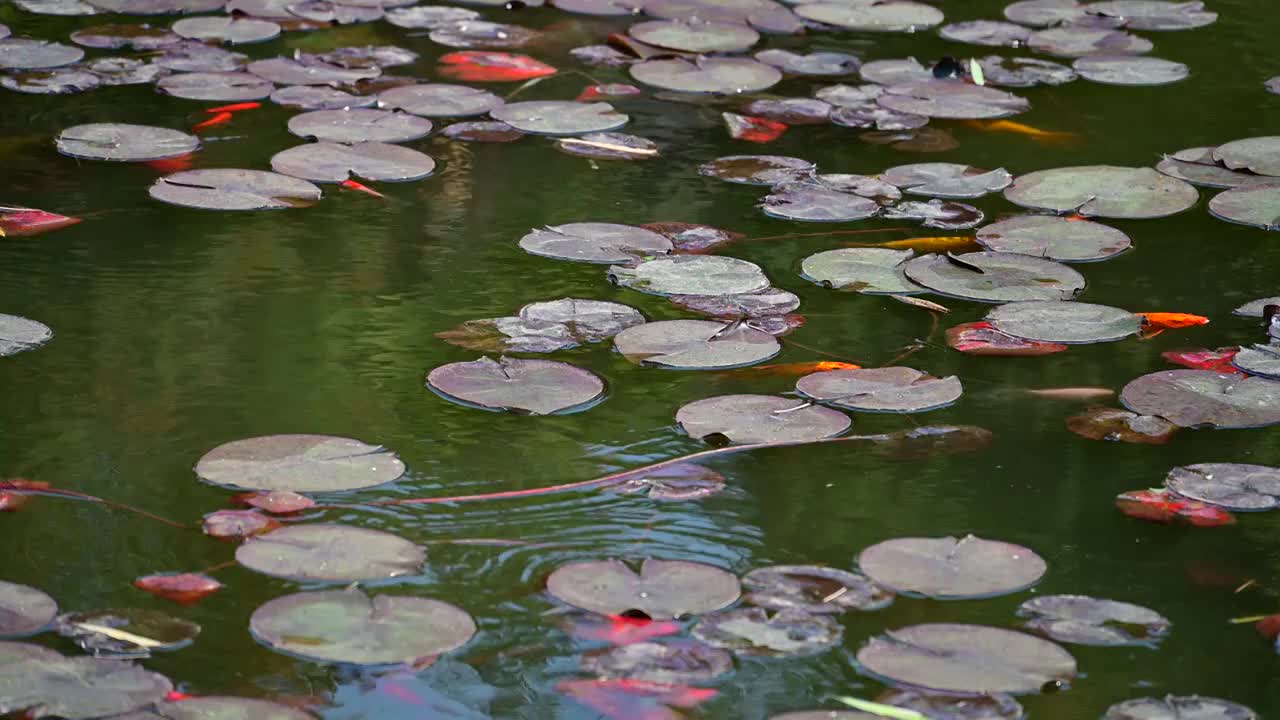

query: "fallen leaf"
xmin=134 ymin=573 xmax=224 ymax=605
xmin=1116 ymin=488 xmax=1236 ymax=527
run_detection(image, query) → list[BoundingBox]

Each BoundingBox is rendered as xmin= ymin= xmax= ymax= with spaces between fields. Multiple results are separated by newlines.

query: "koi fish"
xmin=1139 ymin=312 xmax=1210 ymax=330
xmin=1024 ymin=387 xmax=1115 ymax=400
xmin=851 ymin=236 xmax=979 ymax=253
xmin=144 ymin=153 xmax=196 ymax=173
xmin=964 ymin=119 xmax=1080 ymax=143
xmin=1115 ymin=488 xmax=1235 ymax=527
xmin=339 ymin=179 xmax=385 ymax=198
xmin=192 ymin=112 xmax=233 ymax=132
xmin=723 ymin=361 xmax=860 ymax=378
xmin=205 ymin=102 xmax=260 ymax=114
xmin=722 ymin=113 xmax=787 ymax=143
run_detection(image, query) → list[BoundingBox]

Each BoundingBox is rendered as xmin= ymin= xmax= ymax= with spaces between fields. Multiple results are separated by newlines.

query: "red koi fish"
xmin=1138 ymin=312 xmax=1210 ymax=339
xmin=725 ymin=361 xmax=860 ymax=378
xmin=1115 ymin=488 xmax=1235 ymax=527
xmin=205 ymin=102 xmax=261 ymax=114
xmin=722 ymin=112 xmax=787 ymax=143
xmin=963 ymin=119 xmax=1081 ymax=144
xmin=144 ymin=152 xmax=197 ymax=173
xmin=1162 ymin=347 xmax=1241 ymax=374
xmin=192 ymin=112 xmax=233 ymax=132
xmin=340 ymin=179 xmax=385 ymax=198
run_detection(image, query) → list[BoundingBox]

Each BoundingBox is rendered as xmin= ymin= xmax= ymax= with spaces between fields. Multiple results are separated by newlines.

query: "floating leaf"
xmin=2 ymin=68 xmax=101 ymax=94
xmin=203 ymin=509 xmax=280 ymax=540
xmin=881 ymin=163 xmax=1013 ymax=198
xmin=794 ymin=1 xmax=943 ymax=32
xmin=426 ymin=356 xmax=606 ymax=415
xmin=740 ymin=99 xmax=831 ymax=126
xmin=154 ymin=42 xmax=247 ymax=73
xmin=882 ymin=200 xmax=983 ymax=230
xmin=676 ymin=394 xmax=851 ymax=445
xmin=816 ymin=173 xmax=902 ymax=202
xmin=755 ymin=49 xmax=860 ymax=77
xmin=1017 ymin=595 xmax=1170 ymax=646
xmin=430 ymin=20 xmax=537 ymax=49
xmin=55 ymin=609 xmax=199 ymax=654
xmin=238 ymin=524 xmax=424 ymax=581
xmin=1004 ymin=165 xmax=1198 ymax=218
xmin=546 ymin=559 xmax=740 ymax=619
xmin=856 ymin=624 xmax=1075 ymax=694
xmin=113 ymin=696 xmax=316 ymax=720
xmin=977 ymin=55 xmax=1077 ymax=87
xmin=287 ymin=109 xmax=433 ymax=143
xmin=670 ymin=287 xmax=798 ymax=319
xmin=630 ymin=57 xmax=782 ymax=94
xmin=975 ymin=215 xmax=1131 ymax=262
xmin=858 ymin=535 xmax=1046 ymax=599
xmin=14 ymin=0 xmax=98 ymax=13
xmin=872 ymin=689 xmax=1025 ymax=720
xmin=1156 ymin=147 xmax=1273 ymax=189
xmin=1232 ymin=343 xmax=1280 ymax=379
xmin=442 ymin=121 xmax=524 ymax=142
xmin=240 ymin=490 xmax=316 ymax=514
xmin=1074 ymin=55 xmax=1189 ymax=85
xmin=1027 ymin=26 xmax=1152 ymax=57
xmin=270 ymin=142 xmax=434 ymax=184
xmin=0 ymin=582 xmax=56 ymax=638
xmin=1233 ymin=297 xmax=1280 ymax=318
xmin=614 ymin=319 xmax=780 ymax=370
xmin=378 ymin=83 xmax=504 ymax=117
xmin=693 ymin=607 xmax=842 ymax=656
xmin=437 ymin=51 xmax=556 ymax=82
xmin=861 ymin=127 xmax=959 ymax=153
xmin=157 ymin=71 xmax=272 ymax=101
xmin=132 ymin=574 xmax=222 ymax=606
xmin=939 ymin=20 xmax=1031 ymax=47
xmin=1207 ymin=183 xmax=1280 ymax=231
xmin=69 ymin=23 xmax=179 ymax=50
xmin=629 ymin=19 xmax=759 ymax=53
xmin=609 ymin=255 xmax=770 ymax=297
xmin=1102 ymin=696 xmax=1256 ymax=720
xmin=558 ymin=679 xmax=716 ymax=720
xmin=1116 ymin=488 xmax=1236 ymax=526
xmin=1164 ymin=462 xmax=1280 ymax=511
xmin=582 ymin=640 xmax=733 ymax=683
xmin=439 ymin=297 xmax=644 ymax=353
xmin=285 ymin=1 xmax=382 ymax=24
xmin=762 ymin=182 xmax=881 ymax=222
xmin=986 ymin=301 xmax=1140 ymax=344
xmin=556 ymin=133 xmax=658 ymax=160
xmin=1120 ymin=369 xmax=1280 ymax=428
xmin=0 ymin=38 xmax=84 ymax=70
xmin=519 ymin=222 xmax=671 ymax=264
xmin=250 ymin=588 xmax=476 ymax=665
xmin=491 ymin=100 xmax=628 ymax=136
xmin=946 ymin=320 xmax=1067 ymax=356
xmin=386 ymin=5 xmax=479 ymax=27
xmin=612 ymin=464 xmax=727 ymax=501
xmin=55 ymin=123 xmax=198 ymax=162
xmin=903 ymin=252 xmax=1084 ymax=303
xmin=877 ymin=82 xmax=1029 ymax=120
xmin=800 ymin=248 xmax=923 ymax=295
xmin=698 ymin=154 xmax=813 ymax=185
xmin=172 ymin=16 xmax=280 ymax=44
xmin=742 ymin=565 xmax=892 ymax=613
xmin=196 ymin=434 xmax=405 ymax=492
xmin=1088 ymin=0 xmax=1218 ymax=31
xmin=1066 ymin=407 xmax=1178 ymax=444
xmin=796 ymin=367 xmax=963 ymax=413
xmin=0 ymin=643 xmax=172 ymax=718
xmin=149 ymin=169 xmax=322 ymax=211
xmin=0 ymin=314 xmax=53 ymax=357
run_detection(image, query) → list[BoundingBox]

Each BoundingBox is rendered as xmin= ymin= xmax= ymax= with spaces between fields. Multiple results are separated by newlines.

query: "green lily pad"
xmin=1004 ymin=165 xmax=1199 ymax=218
xmin=628 ymin=19 xmax=759 ymax=53
xmin=1017 ymin=594 xmax=1170 ymax=646
xmin=1121 ymin=369 xmax=1280 ymax=428
xmin=236 ymin=524 xmax=425 ymax=582
xmin=581 ymin=640 xmax=733 ymax=683
xmin=794 ymin=1 xmax=944 ymax=32
xmin=1165 ymin=462 xmax=1280 ymax=511
xmin=55 ymin=123 xmax=198 ymax=162
xmin=613 ymin=319 xmax=780 ymax=370
xmin=1103 ymin=696 xmax=1256 ymax=720
xmin=975 ymin=215 xmax=1132 ymax=262
xmin=986 ymin=301 xmax=1141 ymax=343
xmin=270 ymin=142 xmax=435 ymax=183
xmin=1156 ymin=147 xmax=1274 ymax=189
xmin=519 ymin=222 xmax=671 ymax=264
xmin=1208 ymin=183 xmax=1280 ymax=231
xmin=195 ymin=434 xmax=406 ymax=492
xmin=426 ymin=356 xmax=606 ymax=414
xmin=692 ymin=607 xmax=842 ymax=656
xmin=741 ymin=565 xmax=893 ymax=613
xmin=676 ymin=394 xmax=851 ymax=445
xmin=1214 ymin=137 xmax=1280 ymax=177
xmin=546 ymin=558 xmax=740 ymax=619
xmin=609 ymin=255 xmax=770 ymax=297
xmin=800 ymin=248 xmax=924 ymax=295
xmin=858 ymin=535 xmax=1046 ymax=599
xmin=796 ymin=367 xmax=963 ymax=413
xmin=630 ymin=57 xmax=781 ymax=94
xmin=0 ymin=314 xmax=53 ymax=357
xmin=903 ymin=252 xmax=1086 ymax=303
xmin=0 ymin=642 xmax=172 ymax=719
xmin=0 ymin=582 xmax=57 ymax=638
xmin=490 ymin=101 xmax=628 ymax=136
xmin=113 ymin=696 xmax=316 ymax=720
xmin=149 ymin=169 xmax=322 ymax=211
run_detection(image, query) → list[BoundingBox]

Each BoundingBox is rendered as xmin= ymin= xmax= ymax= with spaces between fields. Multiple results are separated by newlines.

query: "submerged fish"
xmin=1024 ymin=387 xmax=1115 ymax=400
xmin=205 ymin=102 xmax=260 ymax=114
xmin=724 ymin=360 xmax=860 ymax=378
xmin=339 ymin=179 xmax=385 ymax=198
xmin=1139 ymin=312 xmax=1210 ymax=330
xmin=192 ymin=112 xmax=233 ymax=132
xmin=144 ymin=153 xmax=196 ymax=174
xmin=850 ymin=236 xmax=979 ymax=253
xmin=964 ymin=119 xmax=1080 ymax=143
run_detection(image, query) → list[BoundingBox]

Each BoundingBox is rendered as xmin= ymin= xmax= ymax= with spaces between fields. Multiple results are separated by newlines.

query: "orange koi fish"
xmin=851 ymin=236 xmax=979 ymax=253
xmin=964 ymin=119 xmax=1080 ymax=143
xmin=1138 ymin=312 xmax=1209 ymax=340
xmin=339 ymin=179 xmax=385 ymax=198
xmin=205 ymin=102 xmax=261 ymax=114
xmin=192 ymin=112 xmax=233 ymax=132
xmin=144 ymin=152 xmax=197 ymax=173
xmin=723 ymin=361 xmax=860 ymax=379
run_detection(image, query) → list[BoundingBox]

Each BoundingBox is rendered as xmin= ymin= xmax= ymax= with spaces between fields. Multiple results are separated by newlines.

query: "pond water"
xmin=3 ymin=0 xmax=1280 ymax=717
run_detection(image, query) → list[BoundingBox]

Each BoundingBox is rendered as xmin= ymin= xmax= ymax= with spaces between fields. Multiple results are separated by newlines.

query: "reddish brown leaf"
xmin=134 ymin=573 xmax=223 ymax=606
xmin=437 ymin=51 xmax=556 ymax=82
xmin=946 ymin=321 xmax=1068 ymax=357
xmin=0 ymin=478 xmax=51 ymax=512
xmin=0 ymin=209 xmax=82 ymax=237
xmin=1066 ymin=407 xmax=1177 ymax=444
xmin=202 ymin=509 xmax=280 ymax=540
xmin=1162 ymin=347 xmax=1241 ymax=374
xmin=242 ymin=490 xmax=316 ymax=514
xmin=1116 ymin=489 xmax=1236 ymax=527
xmin=1256 ymin=615 xmax=1280 ymax=640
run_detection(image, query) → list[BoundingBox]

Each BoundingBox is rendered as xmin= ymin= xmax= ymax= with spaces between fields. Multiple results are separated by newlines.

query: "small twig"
xmin=557 ymin=138 xmax=658 ymax=156
xmin=1236 ymin=579 xmax=1258 ymax=593
xmin=0 ymin=484 xmax=188 ymax=529
xmin=821 ymin=587 xmax=848 ymax=603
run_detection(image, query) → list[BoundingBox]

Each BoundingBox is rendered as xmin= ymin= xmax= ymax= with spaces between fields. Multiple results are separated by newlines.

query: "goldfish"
xmin=723 ymin=361 xmax=860 ymax=378
xmin=849 ymin=236 xmax=980 ymax=253
xmin=144 ymin=153 xmax=196 ymax=174
xmin=723 ymin=113 xmax=787 ymax=143
xmin=1024 ymin=387 xmax=1115 ymax=400
xmin=339 ymin=179 xmax=385 ymax=198
xmin=192 ymin=112 xmax=233 ymax=132
xmin=1138 ymin=312 xmax=1210 ymax=338
xmin=205 ymin=102 xmax=260 ymax=113
xmin=964 ymin=119 xmax=1080 ymax=143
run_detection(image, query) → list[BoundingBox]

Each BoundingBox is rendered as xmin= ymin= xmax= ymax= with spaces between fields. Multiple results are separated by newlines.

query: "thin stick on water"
xmin=0 ymin=482 xmax=188 ymax=529
xmin=742 ymin=227 xmax=915 ymax=244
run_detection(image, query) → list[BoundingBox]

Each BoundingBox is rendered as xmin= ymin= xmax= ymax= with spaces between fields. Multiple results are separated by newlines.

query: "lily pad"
xmin=1017 ymin=594 xmax=1170 ymax=646
xmin=800 ymin=248 xmax=922 ymax=295
xmin=856 ymin=624 xmax=1076 ymax=695
xmin=612 ymin=464 xmax=727 ymax=500
xmin=613 ymin=319 xmax=780 ymax=370
xmin=977 ymin=55 xmax=1077 ymax=87
xmin=815 ymin=174 xmax=902 ymax=202
xmin=873 ymin=689 xmax=1026 ymax=720
xmin=0 ymin=582 xmax=57 ymax=638
xmin=629 ymin=19 xmax=758 ymax=53
xmin=385 ymin=5 xmax=480 ymax=28
xmin=630 ymin=57 xmax=782 ymax=94
xmin=287 ymin=109 xmax=433 ymax=143
xmin=0 ymin=314 xmax=53 ymax=357
xmin=946 ymin=320 xmax=1068 ymax=356
xmin=903 ymin=252 xmax=1085 ymax=303
xmin=270 ymin=85 xmax=374 ymax=110
xmin=430 ymin=20 xmax=537 ymax=49
xmin=609 ymin=255 xmax=770 ymax=296
xmin=86 ymin=58 xmax=166 ymax=86
xmin=439 ymin=298 xmax=644 ymax=353
xmin=70 ymin=24 xmax=179 ymax=50
xmin=2 ymin=68 xmax=101 ymax=94
xmin=877 ymin=81 xmax=1029 ymax=119
xmin=1066 ymin=407 xmax=1178 ymax=444
xmin=1004 ymin=0 xmax=1094 ymax=26
xmin=55 ymin=123 xmax=198 ymax=162
xmin=13 ymin=0 xmax=99 ymax=14
xmin=546 ymin=558 xmax=740 ymax=619
xmin=442 ymin=121 xmax=524 ymax=142
xmin=939 ymin=20 xmax=1031 ymax=47
xmin=1156 ymin=147 xmax=1273 ymax=189
xmin=519 ymin=222 xmax=671 ymax=264
xmin=740 ymin=98 xmax=832 ymax=125
xmin=0 ymin=39 xmax=84 ymax=70
xmin=755 ymin=49 xmax=860 ymax=77
xmin=986 ymin=301 xmax=1141 ymax=343
xmin=55 ymin=608 xmax=199 ymax=654
xmin=1086 ymin=1 xmax=1218 ymax=31
xmin=1233 ymin=344 xmax=1280 ymax=379
xmin=796 ymin=366 xmax=963 ymax=413
xmin=582 ymin=640 xmax=733 ymax=683
xmin=1027 ymin=26 xmax=1153 ymax=57
xmin=1233 ymin=297 xmax=1280 ymax=318
xmin=1207 ymin=183 xmax=1280 ymax=231
xmin=882 ymin=200 xmax=984 ymax=229
xmin=426 ymin=356 xmax=606 ymax=414
xmin=250 ymin=588 xmax=476 ymax=665
xmin=86 ymin=0 xmax=221 ymax=12
xmin=862 ymin=127 xmax=959 ymax=153
xmin=203 ymin=509 xmax=280 ymax=540
xmin=693 ymin=607 xmax=842 ymax=656
xmin=675 ymin=394 xmax=851 ymax=445
xmin=156 ymin=71 xmax=272 ymax=101
xmin=378 ymin=83 xmax=503 ymax=117
xmin=0 ymin=644 xmax=172 ymax=718
xmin=1120 ymin=369 xmax=1280 ymax=428
xmin=150 ymin=169 xmax=321 ymax=211
xmin=154 ymin=42 xmax=246 ymax=72
xmin=172 ymin=17 xmax=281 ymax=44
xmin=741 ymin=565 xmax=892 ymax=613
xmin=1103 ymin=696 xmax=1257 ymax=719
xmin=557 ymin=133 xmax=658 ymax=160
xmin=113 ymin=696 xmax=316 ymax=720
xmin=818 ymin=82 xmax=889 ymax=106
xmin=762 ymin=182 xmax=882 ymax=222
xmin=698 ymin=154 xmax=814 ymax=185
xmin=490 ymin=100 xmax=627 ymax=136
xmin=286 ymin=0 xmax=382 ymax=23
xmin=882 ymin=163 xmax=1013 ymax=198
xmin=831 ymin=104 xmax=929 ymax=131
xmin=195 ymin=434 xmax=405 ymax=492
xmin=1004 ymin=165 xmax=1199 ymax=218
xmin=270 ymin=142 xmax=434 ymax=183
xmin=794 ymin=1 xmax=944 ymax=32
xmin=1074 ymin=55 xmax=1189 ymax=85
xmin=976 ymin=215 xmax=1131 ymax=262
xmin=860 ymin=58 xmax=933 ymax=85
xmin=1165 ymin=462 xmax=1280 ymax=511
xmin=858 ymin=535 xmax=1046 ymax=599
xmin=237 ymin=524 xmax=424 ymax=581
xmin=669 ymin=287 xmax=799 ymax=319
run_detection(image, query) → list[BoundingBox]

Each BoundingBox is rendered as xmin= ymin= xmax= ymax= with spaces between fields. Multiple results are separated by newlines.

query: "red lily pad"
xmin=202 ymin=509 xmax=280 ymax=540
xmin=1066 ymin=407 xmax=1178 ymax=444
xmin=858 ymin=535 xmax=1046 ymax=599
xmin=1163 ymin=347 xmax=1241 ymax=373
xmin=132 ymin=574 xmax=223 ymax=606
xmin=0 ymin=581 xmax=57 ymax=638
xmin=546 ymin=558 xmax=740 ymax=620
xmin=241 ymin=490 xmax=316 ymax=514
xmin=1115 ymin=488 xmax=1236 ymax=527
xmin=946 ymin=321 xmax=1069 ymax=356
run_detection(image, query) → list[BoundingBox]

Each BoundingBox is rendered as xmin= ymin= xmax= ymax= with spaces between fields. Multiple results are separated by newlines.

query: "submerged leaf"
xmin=0 ymin=581 xmax=57 ymax=638
xmin=1115 ymin=488 xmax=1236 ymax=527
xmin=132 ymin=574 xmax=222 ymax=606
xmin=1066 ymin=407 xmax=1178 ymax=444
xmin=946 ymin=321 xmax=1068 ymax=356
xmin=582 ymin=640 xmax=733 ymax=684
xmin=202 ymin=509 xmax=280 ymax=540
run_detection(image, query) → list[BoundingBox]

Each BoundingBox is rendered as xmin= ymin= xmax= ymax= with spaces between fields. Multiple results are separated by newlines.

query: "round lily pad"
xmin=172 ymin=17 xmax=281 ymax=44
xmin=0 ymin=314 xmax=53 ymax=357
xmin=556 ymin=133 xmax=658 ymax=161
xmin=800 ymin=248 xmax=922 ymax=295
xmin=86 ymin=58 xmax=166 ymax=86
xmin=1004 ymin=0 xmax=1092 ymax=26
xmin=491 ymin=101 xmax=627 ymax=136
xmin=858 ymin=535 xmax=1046 ymax=599
xmin=149 ymin=169 xmax=321 ymax=211
xmin=287 ymin=109 xmax=432 ymax=143
xmin=519 ymin=222 xmax=671 ymax=264
xmin=818 ymin=82 xmax=888 ymax=106
xmin=976 ymin=215 xmax=1131 ymax=262
xmin=831 ymin=104 xmax=929 ymax=131
xmin=1234 ymin=297 xmax=1280 ymax=318
xmin=430 ymin=20 xmax=537 ymax=49
xmin=816 ymin=174 xmax=902 ymax=201
xmin=693 ymin=607 xmax=842 ymax=656
xmin=755 ymin=49 xmax=860 ymax=77
xmin=1165 ymin=462 xmax=1280 ymax=511
xmin=250 ymin=588 xmax=475 ymax=665
xmin=629 ymin=19 xmax=758 ymax=53
xmin=1067 ymin=407 xmax=1179 ymax=444
xmin=612 ymin=464 xmax=727 ymax=501
xmin=378 ymin=83 xmax=503 ymax=117
xmin=1121 ymin=370 xmax=1280 ymax=428
xmin=698 ymin=155 xmax=814 ymax=185
xmin=860 ymin=58 xmax=932 ymax=85
xmin=1004 ymin=165 xmax=1199 ymax=219
xmin=0 ymin=582 xmax=56 ymax=638
xmin=794 ymin=1 xmax=943 ymax=32
xmin=630 ymin=57 xmax=782 ymax=94
xmin=86 ymin=0 xmax=221 ymax=12
xmin=903 ymin=252 xmax=1085 ymax=303
xmin=55 ymin=608 xmax=199 ymax=654
xmin=857 ymin=624 xmax=1076 ymax=694
xmin=613 ymin=319 xmax=780 ymax=370
xmin=796 ymin=367 xmax=963 ymax=413
xmin=156 ymin=71 xmax=271 ymax=101
xmin=986 ymin=301 xmax=1141 ymax=343
xmin=195 ymin=434 xmax=406 ymax=492
xmin=978 ymin=55 xmax=1078 ymax=87
xmin=271 ymin=85 xmax=373 ymax=110
xmin=676 ymin=394 xmax=851 ymax=445
xmin=1087 ymin=0 xmax=1218 ymax=31
xmin=3 ymin=68 xmax=101 ymax=94
xmin=270 ymin=142 xmax=434 ymax=183
xmin=426 ymin=356 xmax=606 ymax=415
xmin=154 ymin=42 xmax=246 ymax=72
xmin=582 ymin=640 xmax=732 ymax=683
xmin=1074 ymin=55 xmax=1189 ymax=85
xmin=1027 ymin=26 xmax=1153 ymax=57
xmin=1208 ymin=183 xmax=1280 ymax=231
xmin=70 ymin=24 xmax=179 ymax=50
xmin=0 ymin=644 xmax=172 ymax=718
xmin=1103 ymin=696 xmax=1257 ymax=720
xmin=114 ymin=696 xmax=316 ymax=720
xmin=1156 ymin=147 xmax=1273 ymax=189
xmin=439 ymin=298 xmax=643 ymax=353
xmin=442 ymin=121 xmax=524 ymax=142
xmin=874 ymin=689 xmax=1026 ymax=720
xmin=286 ymin=0 xmax=383 ymax=23
xmin=14 ymin=0 xmax=99 ymax=13
xmin=762 ymin=182 xmax=880 ymax=222
xmin=877 ymin=81 xmax=1029 ymax=119
xmin=885 ymin=200 xmax=984 ymax=229
xmin=742 ymin=565 xmax=892 ymax=613
xmin=1233 ymin=344 xmax=1280 ymax=379
xmin=321 ymin=45 xmax=417 ymax=69
xmin=237 ymin=524 xmax=424 ymax=581
xmin=939 ymin=20 xmax=1031 ymax=47
xmin=740 ymin=98 xmax=832 ymax=125
xmin=546 ymin=558 xmax=740 ymax=619
xmin=385 ymin=5 xmax=480 ymax=27
xmin=609 ymin=255 xmax=770 ymax=297
xmin=1018 ymin=595 xmax=1170 ymax=646
xmin=670 ymin=287 xmax=799 ymax=319
xmin=882 ymin=163 xmax=1013 ymax=198
xmin=0 ymin=39 xmax=84 ymax=70
xmin=55 ymin=123 xmax=198 ymax=162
